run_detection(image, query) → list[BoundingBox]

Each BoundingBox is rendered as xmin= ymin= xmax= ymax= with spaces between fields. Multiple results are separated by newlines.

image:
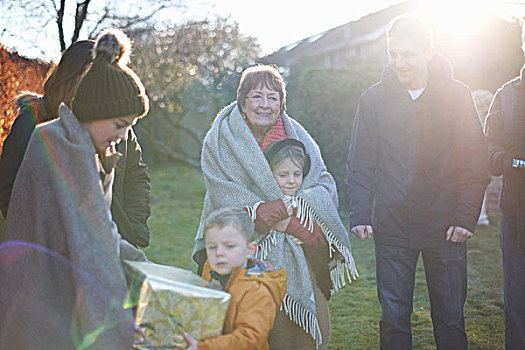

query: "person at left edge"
xmin=0 ymin=40 xmax=151 ymax=247
xmin=0 ymin=28 xmax=149 ymax=349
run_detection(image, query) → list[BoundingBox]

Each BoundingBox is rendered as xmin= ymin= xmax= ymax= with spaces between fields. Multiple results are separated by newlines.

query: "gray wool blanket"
xmin=0 ymin=105 xmax=145 ymax=349
xmin=193 ymin=102 xmax=358 ymax=347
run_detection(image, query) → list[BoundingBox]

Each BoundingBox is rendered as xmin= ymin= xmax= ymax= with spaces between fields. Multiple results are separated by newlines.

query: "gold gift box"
xmin=125 ymin=261 xmax=230 ymax=349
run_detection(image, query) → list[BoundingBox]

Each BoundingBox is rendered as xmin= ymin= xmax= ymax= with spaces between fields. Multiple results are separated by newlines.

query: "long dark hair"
xmin=42 ymin=40 xmax=94 ymax=119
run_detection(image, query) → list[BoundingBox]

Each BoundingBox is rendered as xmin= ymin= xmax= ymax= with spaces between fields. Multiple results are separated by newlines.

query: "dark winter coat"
xmin=347 ymin=54 xmax=489 ymax=248
xmin=0 ymin=95 xmax=47 ymax=218
xmin=110 ymin=127 xmax=151 ymax=247
xmin=484 ymin=67 xmax=525 ymax=243
xmin=0 ymin=94 xmax=151 ymax=247
xmin=485 ymin=67 xmax=525 ymax=207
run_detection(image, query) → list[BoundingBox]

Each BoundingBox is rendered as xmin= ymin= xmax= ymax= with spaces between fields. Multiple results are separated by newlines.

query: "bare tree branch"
xmin=48 ymin=0 xmax=58 ymax=14
xmin=56 ymin=0 xmax=65 ymax=51
xmin=1 ymin=0 xmax=186 ymax=59
xmin=43 ymin=6 xmax=55 ymax=18
xmin=71 ymin=0 xmax=92 ymax=43
xmin=118 ymin=4 xmax=168 ymax=30
xmin=87 ymin=5 xmax=110 ymax=39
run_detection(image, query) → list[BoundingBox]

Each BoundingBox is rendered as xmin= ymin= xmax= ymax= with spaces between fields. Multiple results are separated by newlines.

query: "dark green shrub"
xmin=286 ymin=65 xmax=382 ymax=213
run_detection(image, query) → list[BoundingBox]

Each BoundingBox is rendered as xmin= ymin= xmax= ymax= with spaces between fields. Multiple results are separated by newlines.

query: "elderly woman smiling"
xmin=239 ymin=76 xmax=284 ymax=145
xmin=193 ymin=64 xmax=357 ymax=350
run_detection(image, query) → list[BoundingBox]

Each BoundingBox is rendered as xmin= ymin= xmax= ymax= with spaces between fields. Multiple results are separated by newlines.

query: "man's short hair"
xmin=387 ymin=15 xmax=434 ymax=51
xmin=204 ymin=207 xmax=256 ymax=243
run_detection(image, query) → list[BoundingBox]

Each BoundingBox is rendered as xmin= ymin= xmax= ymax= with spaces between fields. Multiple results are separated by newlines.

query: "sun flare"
xmin=419 ymin=0 xmax=507 ymax=36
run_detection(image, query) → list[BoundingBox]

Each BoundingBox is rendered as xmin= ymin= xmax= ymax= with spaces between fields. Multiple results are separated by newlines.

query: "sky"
xmin=0 ymin=0 xmax=523 ymax=62
xmin=199 ymin=0 xmax=405 ymax=55
xmin=204 ymin=0 xmax=525 ymax=55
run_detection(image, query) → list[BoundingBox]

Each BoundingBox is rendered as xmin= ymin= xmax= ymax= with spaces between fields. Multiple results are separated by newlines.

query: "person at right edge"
xmin=347 ymin=16 xmax=489 ymax=350
xmin=484 ymin=24 xmax=525 ymax=350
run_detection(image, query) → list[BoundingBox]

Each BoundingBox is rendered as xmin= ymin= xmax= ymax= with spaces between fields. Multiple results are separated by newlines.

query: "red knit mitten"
xmin=303 ymin=244 xmax=333 ymax=300
xmin=253 ymin=199 xmax=289 ymax=234
xmin=286 ymin=217 xmax=327 ymax=248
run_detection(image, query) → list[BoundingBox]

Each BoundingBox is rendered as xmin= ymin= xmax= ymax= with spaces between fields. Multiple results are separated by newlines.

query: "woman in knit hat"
xmin=0 ymin=28 xmax=149 ymax=349
xmin=0 ymin=39 xmax=152 ymax=249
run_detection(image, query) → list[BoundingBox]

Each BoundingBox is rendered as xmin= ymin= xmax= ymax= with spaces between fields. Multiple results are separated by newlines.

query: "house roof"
xmin=262 ymin=0 xmax=419 ymax=65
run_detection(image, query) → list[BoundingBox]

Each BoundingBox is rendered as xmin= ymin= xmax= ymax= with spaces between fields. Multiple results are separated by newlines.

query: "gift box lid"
xmin=125 ymin=260 xmax=217 ymax=289
xmin=124 ymin=260 xmax=230 ymax=305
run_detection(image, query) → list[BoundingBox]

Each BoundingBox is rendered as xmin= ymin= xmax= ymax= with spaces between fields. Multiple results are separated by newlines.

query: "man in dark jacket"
xmin=347 ymin=16 xmax=489 ymax=349
xmin=484 ymin=27 xmax=525 ymax=350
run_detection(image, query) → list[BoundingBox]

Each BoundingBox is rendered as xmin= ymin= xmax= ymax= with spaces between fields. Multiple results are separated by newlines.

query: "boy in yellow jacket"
xmin=179 ymin=207 xmax=287 ymax=350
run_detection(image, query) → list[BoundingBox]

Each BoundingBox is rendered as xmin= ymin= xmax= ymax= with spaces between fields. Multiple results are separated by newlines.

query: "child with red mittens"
xmin=243 ymin=139 xmax=358 ymax=350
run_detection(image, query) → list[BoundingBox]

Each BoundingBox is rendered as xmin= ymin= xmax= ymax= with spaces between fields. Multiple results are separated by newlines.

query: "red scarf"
xmin=244 ymin=115 xmax=287 ymax=151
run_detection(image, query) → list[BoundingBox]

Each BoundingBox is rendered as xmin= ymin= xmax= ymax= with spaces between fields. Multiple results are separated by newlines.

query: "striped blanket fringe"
xmin=253 ymin=229 xmax=323 ymax=348
xmin=292 ymin=196 xmax=359 ymax=290
xmin=250 ymin=196 xmax=360 ymax=292
xmin=281 ymin=293 xmax=323 ymax=349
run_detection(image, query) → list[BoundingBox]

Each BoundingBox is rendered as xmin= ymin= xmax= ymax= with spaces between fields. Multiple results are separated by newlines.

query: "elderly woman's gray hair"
xmin=237 ymin=64 xmax=287 ymax=114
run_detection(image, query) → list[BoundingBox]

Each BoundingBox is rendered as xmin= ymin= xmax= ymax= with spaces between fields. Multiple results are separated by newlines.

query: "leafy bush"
xmin=129 ymin=17 xmax=260 ymax=166
xmin=286 ymin=65 xmax=382 ymax=212
xmin=0 ymin=44 xmax=52 ymax=154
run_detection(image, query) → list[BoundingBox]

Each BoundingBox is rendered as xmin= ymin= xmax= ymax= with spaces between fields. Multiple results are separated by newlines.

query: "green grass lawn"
xmin=0 ymin=162 xmax=505 ymax=349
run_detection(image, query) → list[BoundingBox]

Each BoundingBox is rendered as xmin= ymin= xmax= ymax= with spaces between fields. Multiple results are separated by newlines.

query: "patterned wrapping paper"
xmin=124 ymin=261 xmax=230 ymax=349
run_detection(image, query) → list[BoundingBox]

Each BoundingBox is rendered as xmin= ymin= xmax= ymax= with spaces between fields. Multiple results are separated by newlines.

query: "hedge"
xmin=0 ymin=44 xmax=52 ymax=154
xmin=286 ymin=65 xmax=382 ymax=213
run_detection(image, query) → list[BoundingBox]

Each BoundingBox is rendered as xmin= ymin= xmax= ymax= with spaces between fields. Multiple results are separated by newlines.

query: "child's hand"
xmin=176 ymin=332 xmax=198 ymax=350
xmin=288 ymin=234 xmax=303 ymax=245
xmin=282 ymin=197 xmax=295 ymax=215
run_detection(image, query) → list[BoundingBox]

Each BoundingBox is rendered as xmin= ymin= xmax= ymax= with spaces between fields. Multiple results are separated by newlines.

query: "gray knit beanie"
xmin=71 ymin=28 xmax=149 ymax=121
